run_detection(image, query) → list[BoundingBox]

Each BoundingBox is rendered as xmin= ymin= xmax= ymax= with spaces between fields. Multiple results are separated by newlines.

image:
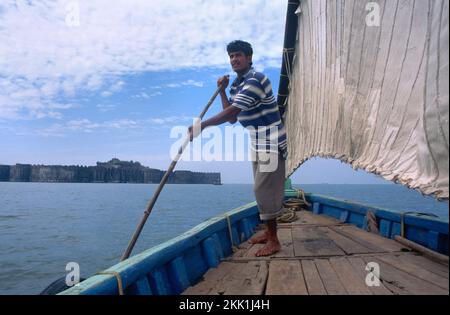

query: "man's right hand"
xmin=217 ymin=75 xmax=230 ymax=92
xmin=188 ymin=118 xmax=202 ymax=142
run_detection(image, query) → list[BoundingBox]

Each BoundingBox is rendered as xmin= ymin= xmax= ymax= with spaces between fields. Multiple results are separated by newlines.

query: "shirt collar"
xmin=234 ymin=67 xmax=254 ymax=85
xmin=242 ymin=67 xmax=254 ymax=79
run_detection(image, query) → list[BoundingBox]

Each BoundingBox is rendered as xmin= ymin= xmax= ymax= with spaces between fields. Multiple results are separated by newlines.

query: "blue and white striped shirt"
xmin=229 ymin=68 xmax=288 ymax=159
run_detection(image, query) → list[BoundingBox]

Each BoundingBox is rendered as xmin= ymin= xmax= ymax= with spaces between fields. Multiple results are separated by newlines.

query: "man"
xmin=188 ymin=40 xmax=287 ymax=257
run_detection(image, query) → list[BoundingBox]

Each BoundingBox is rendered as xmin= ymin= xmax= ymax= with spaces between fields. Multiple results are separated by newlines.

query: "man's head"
xmin=227 ymin=40 xmax=253 ymax=75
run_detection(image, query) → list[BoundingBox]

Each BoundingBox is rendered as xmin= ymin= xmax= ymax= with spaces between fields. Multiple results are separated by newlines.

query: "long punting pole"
xmin=120 ymin=85 xmax=223 ymax=261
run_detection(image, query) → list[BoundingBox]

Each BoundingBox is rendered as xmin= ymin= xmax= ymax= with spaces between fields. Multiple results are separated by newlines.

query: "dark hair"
xmin=227 ymin=40 xmax=253 ymax=57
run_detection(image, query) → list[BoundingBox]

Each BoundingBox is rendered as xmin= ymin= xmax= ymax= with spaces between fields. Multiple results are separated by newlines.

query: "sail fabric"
xmin=285 ymin=0 xmax=449 ymax=200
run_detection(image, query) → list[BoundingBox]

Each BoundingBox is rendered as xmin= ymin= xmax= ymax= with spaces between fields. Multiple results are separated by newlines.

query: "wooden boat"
xmin=60 ymin=180 xmax=448 ymax=295
xmin=60 ymin=0 xmax=449 ymax=295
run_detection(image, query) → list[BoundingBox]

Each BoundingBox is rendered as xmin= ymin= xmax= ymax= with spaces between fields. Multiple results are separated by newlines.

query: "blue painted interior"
xmin=60 ymin=182 xmax=448 ymax=295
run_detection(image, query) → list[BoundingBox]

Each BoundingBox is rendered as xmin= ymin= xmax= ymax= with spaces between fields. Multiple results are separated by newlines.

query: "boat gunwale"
xmin=61 ymin=191 xmax=448 ymax=295
xmin=285 ymin=190 xmax=449 ymax=232
xmin=60 ymin=202 xmax=259 ymax=295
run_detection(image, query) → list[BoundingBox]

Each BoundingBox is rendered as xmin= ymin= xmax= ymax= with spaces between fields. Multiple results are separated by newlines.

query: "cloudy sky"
xmin=0 ymin=0 xmax=388 ymax=184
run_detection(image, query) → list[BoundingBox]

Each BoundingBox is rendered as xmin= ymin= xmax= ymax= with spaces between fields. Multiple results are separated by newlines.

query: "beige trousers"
xmin=252 ymin=152 xmax=286 ymax=221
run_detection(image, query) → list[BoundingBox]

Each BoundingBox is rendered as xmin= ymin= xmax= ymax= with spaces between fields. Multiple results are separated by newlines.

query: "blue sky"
xmin=0 ymin=0 xmax=389 ymax=184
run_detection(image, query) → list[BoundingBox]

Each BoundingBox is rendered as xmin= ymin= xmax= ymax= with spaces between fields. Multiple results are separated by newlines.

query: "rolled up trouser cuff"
xmin=252 ymin=152 xmax=286 ymax=222
xmin=259 ymin=207 xmax=284 ymax=221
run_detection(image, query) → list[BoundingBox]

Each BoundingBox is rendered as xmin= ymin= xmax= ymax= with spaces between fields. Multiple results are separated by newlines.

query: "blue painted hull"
xmin=60 ymin=188 xmax=448 ymax=295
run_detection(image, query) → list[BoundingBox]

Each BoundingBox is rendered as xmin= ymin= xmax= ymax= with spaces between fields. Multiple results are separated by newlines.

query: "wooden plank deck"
xmin=183 ymin=212 xmax=449 ymax=295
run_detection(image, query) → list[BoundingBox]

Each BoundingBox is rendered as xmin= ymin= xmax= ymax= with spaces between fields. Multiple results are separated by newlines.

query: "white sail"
xmin=285 ymin=0 xmax=449 ymax=200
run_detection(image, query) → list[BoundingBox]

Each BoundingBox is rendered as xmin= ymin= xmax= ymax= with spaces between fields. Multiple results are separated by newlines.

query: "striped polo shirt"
xmin=229 ymin=68 xmax=288 ymax=159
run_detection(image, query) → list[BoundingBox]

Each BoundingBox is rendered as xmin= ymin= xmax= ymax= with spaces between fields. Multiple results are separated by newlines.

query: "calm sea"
xmin=0 ymin=182 xmax=448 ymax=295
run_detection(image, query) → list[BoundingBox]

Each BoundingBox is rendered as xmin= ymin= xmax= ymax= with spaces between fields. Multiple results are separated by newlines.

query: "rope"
xmin=97 ymin=271 xmax=124 ymax=295
xmin=226 ymin=215 xmax=238 ymax=253
xmin=277 ymin=189 xmax=311 ymax=223
xmin=282 ymin=48 xmax=295 ymax=83
xmin=296 ymin=189 xmax=311 ymax=207
xmin=277 ymin=208 xmax=298 ymax=223
xmin=365 ymin=211 xmax=379 ymax=233
xmin=284 ymin=199 xmax=305 ymax=211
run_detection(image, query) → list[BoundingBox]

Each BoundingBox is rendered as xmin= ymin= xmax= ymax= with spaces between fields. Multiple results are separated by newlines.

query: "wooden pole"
xmin=395 ymin=236 xmax=449 ymax=265
xmin=120 ymin=85 xmax=223 ymax=261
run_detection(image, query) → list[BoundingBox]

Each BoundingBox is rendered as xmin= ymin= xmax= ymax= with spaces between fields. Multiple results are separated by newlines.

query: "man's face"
xmin=229 ymin=51 xmax=252 ymax=73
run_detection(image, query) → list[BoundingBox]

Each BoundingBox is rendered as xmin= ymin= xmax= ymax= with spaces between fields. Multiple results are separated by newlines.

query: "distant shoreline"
xmin=0 ymin=158 xmax=221 ymax=185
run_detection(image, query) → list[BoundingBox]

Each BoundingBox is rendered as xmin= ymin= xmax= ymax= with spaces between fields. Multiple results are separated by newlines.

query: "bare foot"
xmin=248 ymin=232 xmax=268 ymax=244
xmin=255 ymin=240 xmax=281 ymax=257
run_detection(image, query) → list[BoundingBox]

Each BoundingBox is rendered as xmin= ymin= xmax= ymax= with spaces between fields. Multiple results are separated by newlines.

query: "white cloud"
xmin=148 ymin=115 xmax=192 ymax=126
xmin=43 ymin=111 xmax=64 ymax=120
xmin=153 ymin=80 xmax=204 ymax=89
xmin=179 ymin=80 xmax=204 ymax=88
xmin=100 ymin=91 xmax=112 ymax=98
xmin=96 ymin=104 xmax=116 ymax=112
xmin=0 ymin=76 xmax=79 ymax=120
xmin=131 ymin=91 xmax=162 ymax=99
xmin=32 ymin=115 xmax=192 ymax=136
xmin=150 ymin=118 xmax=165 ymax=125
xmin=0 ymin=0 xmax=286 ymax=120
xmin=35 ymin=117 xmax=140 ymax=136
xmin=106 ymin=118 xmax=138 ymax=129
xmin=183 ymin=80 xmax=203 ymax=88
xmin=100 ymin=80 xmax=125 ymax=97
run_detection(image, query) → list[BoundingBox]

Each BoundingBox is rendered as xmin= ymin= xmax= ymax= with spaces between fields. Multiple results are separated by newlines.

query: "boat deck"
xmin=183 ymin=211 xmax=449 ymax=295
